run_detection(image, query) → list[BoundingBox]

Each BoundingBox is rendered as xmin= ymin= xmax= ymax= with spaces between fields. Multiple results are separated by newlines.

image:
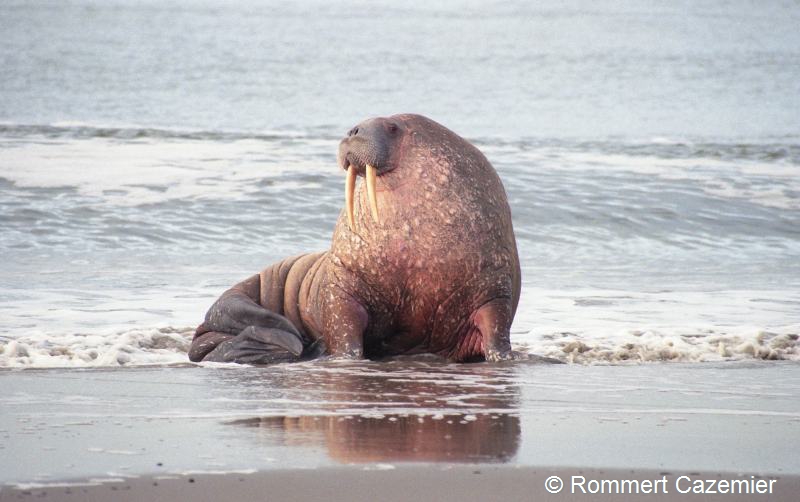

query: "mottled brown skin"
xmin=189 ymin=114 xmax=531 ymax=364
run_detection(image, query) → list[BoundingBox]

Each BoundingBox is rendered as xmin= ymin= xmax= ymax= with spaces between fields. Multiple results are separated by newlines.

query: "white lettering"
xmin=702 ymin=479 xmax=718 ymax=494
xmin=730 ymin=479 xmax=749 ymax=493
xmin=569 ymin=474 xmax=775 ymax=495
xmin=572 ymin=476 xmax=586 ymax=493
xmin=602 ymin=479 xmax=619 ymax=493
xmin=676 ymin=476 xmax=691 ymax=494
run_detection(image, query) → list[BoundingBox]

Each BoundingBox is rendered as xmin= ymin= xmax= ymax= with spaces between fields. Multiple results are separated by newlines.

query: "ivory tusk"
xmin=345 ymin=164 xmax=356 ymax=231
xmin=365 ymin=164 xmax=379 ymax=223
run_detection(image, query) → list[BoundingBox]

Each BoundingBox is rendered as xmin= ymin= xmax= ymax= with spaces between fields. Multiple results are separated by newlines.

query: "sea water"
xmin=1 ymin=0 xmax=798 ymax=367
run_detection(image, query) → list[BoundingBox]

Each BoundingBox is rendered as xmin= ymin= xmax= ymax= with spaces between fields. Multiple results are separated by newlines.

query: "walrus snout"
xmin=337 ymin=117 xmax=399 ymax=174
xmin=338 ymin=117 xmax=404 ymax=229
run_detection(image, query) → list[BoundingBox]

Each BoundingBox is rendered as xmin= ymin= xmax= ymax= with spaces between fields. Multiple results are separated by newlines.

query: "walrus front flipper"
xmin=203 ymin=326 xmax=304 ymax=364
xmin=475 ymin=300 xmax=563 ymax=363
xmin=474 ymin=299 xmax=526 ymax=362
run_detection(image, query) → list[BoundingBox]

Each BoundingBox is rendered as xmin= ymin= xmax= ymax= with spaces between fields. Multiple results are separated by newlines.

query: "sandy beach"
xmin=3 ymin=466 xmax=799 ymax=502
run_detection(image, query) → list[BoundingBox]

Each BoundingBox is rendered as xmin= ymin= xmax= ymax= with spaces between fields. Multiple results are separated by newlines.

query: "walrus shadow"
xmin=226 ymin=360 xmax=522 ymax=463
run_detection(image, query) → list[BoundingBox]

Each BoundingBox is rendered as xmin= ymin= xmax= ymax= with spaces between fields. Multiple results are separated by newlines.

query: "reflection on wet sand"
xmin=226 ymin=361 xmax=522 ymax=463
xmin=232 ymin=412 xmax=519 ymax=463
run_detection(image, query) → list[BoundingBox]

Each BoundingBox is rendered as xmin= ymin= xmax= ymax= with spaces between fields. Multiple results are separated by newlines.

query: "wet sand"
xmin=2 ymin=361 xmax=799 ymax=500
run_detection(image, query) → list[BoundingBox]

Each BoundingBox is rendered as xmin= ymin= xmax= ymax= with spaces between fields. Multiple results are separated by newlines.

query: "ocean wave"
xmin=511 ymin=288 xmax=800 ymax=364
xmin=517 ymin=329 xmax=799 ymax=364
xmin=2 ymin=123 xmax=797 ymax=220
xmin=0 ymin=122 xmax=325 ymax=142
xmin=476 ymin=136 xmax=800 ymax=164
xmin=0 ymin=130 xmax=340 ymax=212
xmin=0 ymin=327 xmax=193 ymax=368
xmin=0 ymin=325 xmax=797 ymax=368
xmin=2 ymin=122 xmax=798 ymax=164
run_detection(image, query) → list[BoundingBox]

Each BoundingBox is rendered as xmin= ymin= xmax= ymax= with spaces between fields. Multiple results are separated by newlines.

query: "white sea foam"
xmin=1 ymin=289 xmax=796 ymax=368
xmin=0 ymin=135 xmax=337 ymax=207
xmin=7 ymin=476 xmax=131 ymax=490
xmin=512 ymin=288 xmax=800 ymax=363
xmin=171 ymin=469 xmax=257 ymax=476
xmin=0 ymin=327 xmax=192 ymax=368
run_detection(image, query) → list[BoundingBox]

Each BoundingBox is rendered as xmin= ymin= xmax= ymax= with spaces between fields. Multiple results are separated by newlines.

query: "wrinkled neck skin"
xmin=318 ymin=116 xmax=521 ymax=359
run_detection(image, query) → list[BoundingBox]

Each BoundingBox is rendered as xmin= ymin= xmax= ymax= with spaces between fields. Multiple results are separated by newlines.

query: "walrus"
xmin=189 ymin=114 xmax=538 ymax=364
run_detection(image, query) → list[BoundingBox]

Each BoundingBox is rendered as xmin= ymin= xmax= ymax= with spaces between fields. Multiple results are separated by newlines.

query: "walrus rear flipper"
xmin=203 ymin=326 xmax=304 ymax=364
xmin=188 ymin=272 xmax=310 ymax=364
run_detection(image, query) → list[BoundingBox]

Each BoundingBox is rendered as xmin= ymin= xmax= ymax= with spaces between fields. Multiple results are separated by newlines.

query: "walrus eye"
xmin=387 ymin=123 xmax=399 ymax=134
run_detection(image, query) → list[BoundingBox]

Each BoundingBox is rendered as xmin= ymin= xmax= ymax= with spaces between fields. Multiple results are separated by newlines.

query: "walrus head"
xmin=337 ymin=116 xmax=408 ymax=230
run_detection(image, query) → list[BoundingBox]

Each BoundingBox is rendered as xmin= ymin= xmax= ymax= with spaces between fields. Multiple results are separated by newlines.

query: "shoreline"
xmin=2 ymin=363 xmax=798 ymax=486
